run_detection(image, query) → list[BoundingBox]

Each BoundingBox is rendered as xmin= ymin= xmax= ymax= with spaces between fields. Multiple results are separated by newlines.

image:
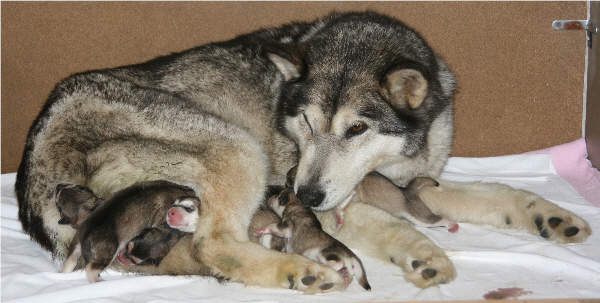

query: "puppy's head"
xmin=55 ymin=183 xmax=100 ymax=228
xmin=166 ymin=196 xmax=201 ymax=233
xmin=267 ymin=188 xmax=303 ymax=218
xmin=119 ymin=228 xmax=171 ymax=266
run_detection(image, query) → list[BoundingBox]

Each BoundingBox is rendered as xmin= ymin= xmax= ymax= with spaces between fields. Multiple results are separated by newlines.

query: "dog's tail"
xmin=351 ymin=256 xmax=371 ymax=291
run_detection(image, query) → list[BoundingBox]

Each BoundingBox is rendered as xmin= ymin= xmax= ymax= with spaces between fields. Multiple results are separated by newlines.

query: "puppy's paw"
xmin=521 ymin=197 xmax=591 ymax=243
xmin=390 ymin=241 xmax=456 ymax=288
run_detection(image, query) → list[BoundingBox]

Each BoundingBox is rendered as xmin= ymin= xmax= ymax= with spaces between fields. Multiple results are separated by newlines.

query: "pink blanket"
xmin=525 ymin=138 xmax=600 ymax=207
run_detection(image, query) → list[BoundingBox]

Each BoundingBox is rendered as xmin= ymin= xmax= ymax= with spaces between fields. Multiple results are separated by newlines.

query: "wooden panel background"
xmin=586 ymin=1 xmax=600 ymax=169
xmin=1 ymin=1 xmax=588 ymax=173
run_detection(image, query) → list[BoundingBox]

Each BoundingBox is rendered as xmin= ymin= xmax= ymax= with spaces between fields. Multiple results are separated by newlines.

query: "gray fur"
xmin=16 ymin=12 xmax=454 ymax=255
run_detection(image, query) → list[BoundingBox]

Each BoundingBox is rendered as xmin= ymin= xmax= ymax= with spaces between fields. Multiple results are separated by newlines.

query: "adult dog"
xmin=16 ymin=12 xmax=591 ymax=293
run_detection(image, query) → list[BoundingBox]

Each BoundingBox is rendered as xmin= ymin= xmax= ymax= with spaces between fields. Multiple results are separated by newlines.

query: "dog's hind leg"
xmin=418 ymin=180 xmax=591 ymax=243
xmin=317 ymin=202 xmax=456 ymax=288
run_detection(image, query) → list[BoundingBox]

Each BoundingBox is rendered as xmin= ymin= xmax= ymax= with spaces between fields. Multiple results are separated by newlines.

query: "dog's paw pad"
xmin=406 ymin=257 xmax=450 ymax=287
xmin=319 ymin=282 xmax=334 ymax=290
xmin=411 ymin=260 xmax=423 ymax=269
xmin=282 ymin=262 xmax=346 ymax=294
xmin=392 ymin=253 xmax=455 ymax=288
xmin=301 ymin=275 xmax=317 ymax=286
xmin=421 ymin=268 xmax=437 ymax=280
xmin=564 ymin=226 xmax=580 ymax=237
xmin=527 ymin=201 xmax=591 ymax=243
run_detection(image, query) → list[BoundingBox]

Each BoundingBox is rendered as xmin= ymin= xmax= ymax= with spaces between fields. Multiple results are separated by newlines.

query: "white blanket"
xmin=3 ymin=154 xmax=600 ymax=302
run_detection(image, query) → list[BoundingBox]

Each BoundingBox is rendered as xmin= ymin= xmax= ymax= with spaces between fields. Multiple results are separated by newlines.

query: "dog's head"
xmin=265 ymin=13 xmax=456 ymax=210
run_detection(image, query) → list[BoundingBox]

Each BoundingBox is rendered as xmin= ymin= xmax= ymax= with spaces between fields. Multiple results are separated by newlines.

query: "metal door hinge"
xmin=552 ymin=20 xmax=597 ymax=48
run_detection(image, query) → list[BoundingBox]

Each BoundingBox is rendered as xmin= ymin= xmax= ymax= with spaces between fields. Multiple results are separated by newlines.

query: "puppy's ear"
xmin=262 ymin=43 xmax=309 ymax=81
xmin=285 ymin=165 xmax=298 ymax=189
xmin=381 ymin=62 xmax=429 ymax=110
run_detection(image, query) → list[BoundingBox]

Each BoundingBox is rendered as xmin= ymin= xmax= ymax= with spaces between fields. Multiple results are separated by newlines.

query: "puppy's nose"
xmin=296 ymin=185 xmax=325 ymax=208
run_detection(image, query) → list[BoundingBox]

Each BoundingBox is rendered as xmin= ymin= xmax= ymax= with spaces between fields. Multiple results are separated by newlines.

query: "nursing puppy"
xmin=248 ymin=209 xmax=286 ymax=251
xmin=60 ymin=180 xmax=200 ymax=282
xmin=55 ymin=183 xmax=104 ymax=229
xmin=255 ymin=189 xmax=371 ymax=290
xmin=116 ymin=195 xmax=202 ymax=266
xmin=118 ymin=226 xmax=187 ymax=266
xmin=55 ymin=182 xmax=199 ymax=268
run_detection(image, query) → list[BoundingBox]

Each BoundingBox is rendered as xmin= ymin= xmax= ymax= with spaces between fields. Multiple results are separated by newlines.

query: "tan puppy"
xmin=286 ymin=167 xmax=458 ymax=232
xmin=352 ymin=173 xmax=458 ymax=233
xmin=255 ymin=189 xmax=371 ymax=291
xmin=248 ymin=209 xmax=286 ymax=251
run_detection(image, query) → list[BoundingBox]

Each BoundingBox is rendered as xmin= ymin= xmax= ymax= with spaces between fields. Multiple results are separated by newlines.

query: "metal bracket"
xmin=552 ymin=20 xmax=597 ymax=48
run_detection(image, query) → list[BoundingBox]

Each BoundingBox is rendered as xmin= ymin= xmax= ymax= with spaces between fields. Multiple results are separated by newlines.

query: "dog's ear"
xmin=262 ymin=43 xmax=309 ymax=81
xmin=381 ymin=62 xmax=429 ymax=110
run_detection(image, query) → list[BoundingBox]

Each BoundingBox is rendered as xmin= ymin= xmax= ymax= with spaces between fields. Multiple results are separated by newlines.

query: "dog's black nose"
xmin=296 ymin=185 xmax=325 ymax=208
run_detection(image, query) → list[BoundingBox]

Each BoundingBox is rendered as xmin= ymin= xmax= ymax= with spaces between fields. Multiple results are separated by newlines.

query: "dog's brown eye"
xmin=347 ymin=123 xmax=368 ymax=138
xmin=351 ymin=124 xmax=364 ymax=133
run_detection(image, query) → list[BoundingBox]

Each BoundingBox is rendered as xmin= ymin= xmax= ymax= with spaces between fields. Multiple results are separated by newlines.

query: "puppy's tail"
xmin=352 ymin=256 xmax=371 ymax=291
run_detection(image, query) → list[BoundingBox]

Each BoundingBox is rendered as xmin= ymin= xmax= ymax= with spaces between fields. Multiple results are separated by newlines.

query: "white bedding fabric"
xmin=2 ymin=154 xmax=600 ymax=302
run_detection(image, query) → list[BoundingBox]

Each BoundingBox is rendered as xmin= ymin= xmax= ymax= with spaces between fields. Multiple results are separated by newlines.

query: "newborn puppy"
xmin=117 ymin=226 xmax=187 ymax=266
xmin=286 ymin=167 xmax=458 ymax=232
xmin=248 ymin=209 xmax=285 ymax=251
xmin=55 ymin=183 xmax=104 ymax=229
xmin=353 ymin=173 xmax=458 ymax=233
xmin=59 ymin=180 xmax=199 ymax=282
xmin=118 ymin=195 xmax=202 ymax=266
xmin=254 ymin=189 xmax=371 ymax=290
xmin=121 ymin=190 xmax=283 ymax=266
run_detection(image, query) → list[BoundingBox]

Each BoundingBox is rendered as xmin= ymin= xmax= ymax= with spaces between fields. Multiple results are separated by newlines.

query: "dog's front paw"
xmin=390 ymin=239 xmax=456 ymax=288
xmin=280 ymin=257 xmax=347 ymax=294
xmin=521 ymin=197 xmax=591 ymax=243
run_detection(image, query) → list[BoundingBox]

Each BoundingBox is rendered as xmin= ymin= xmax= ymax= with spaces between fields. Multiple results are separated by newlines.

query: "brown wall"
xmin=1 ymin=1 xmax=587 ymax=173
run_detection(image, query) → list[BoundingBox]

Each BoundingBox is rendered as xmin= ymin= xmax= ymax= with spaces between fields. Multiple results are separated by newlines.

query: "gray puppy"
xmin=286 ymin=167 xmax=458 ymax=232
xmin=255 ymin=189 xmax=371 ymax=290
xmin=117 ymin=226 xmax=188 ymax=267
xmin=59 ymin=180 xmax=200 ymax=282
xmin=350 ymin=173 xmax=459 ymax=233
xmin=55 ymin=183 xmax=104 ymax=229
